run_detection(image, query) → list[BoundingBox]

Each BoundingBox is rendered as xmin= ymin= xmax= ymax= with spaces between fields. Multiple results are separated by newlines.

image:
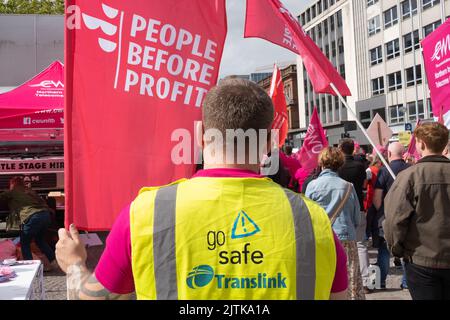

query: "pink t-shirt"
xmin=95 ymin=168 xmax=348 ymax=295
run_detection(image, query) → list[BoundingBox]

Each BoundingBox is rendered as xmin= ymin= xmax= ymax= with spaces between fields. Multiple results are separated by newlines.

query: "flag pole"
xmin=329 ymin=83 xmax=396 ymax=180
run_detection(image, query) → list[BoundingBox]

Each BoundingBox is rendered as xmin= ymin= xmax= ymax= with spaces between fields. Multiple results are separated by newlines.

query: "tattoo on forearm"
xmin=66 ymin=263 xmax=132 ymax=300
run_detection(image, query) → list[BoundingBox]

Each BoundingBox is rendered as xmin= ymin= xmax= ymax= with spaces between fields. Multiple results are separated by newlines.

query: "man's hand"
xmin=56 ymin=224 xmax=88 ymax=273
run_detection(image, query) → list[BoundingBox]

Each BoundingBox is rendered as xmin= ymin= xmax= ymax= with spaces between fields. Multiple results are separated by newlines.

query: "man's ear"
xmin=417 ymin=138 xmax=426 ymax=151
xmin=195 ymin=121 xmax=204 ymax=150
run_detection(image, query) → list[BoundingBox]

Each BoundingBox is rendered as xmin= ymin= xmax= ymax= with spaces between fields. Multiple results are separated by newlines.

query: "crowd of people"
xmin=2 ymin=77 xmax=443 ymax=300
xmin=277 ymin=124 xmax=450 ymax=300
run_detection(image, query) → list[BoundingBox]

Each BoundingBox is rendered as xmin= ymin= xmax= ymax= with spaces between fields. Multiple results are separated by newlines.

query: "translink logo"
xmin=186 ymin=265 xmax=287 ymax=290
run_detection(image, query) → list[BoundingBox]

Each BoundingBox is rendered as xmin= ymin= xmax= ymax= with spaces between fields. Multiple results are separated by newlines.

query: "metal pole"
xmin=330 ymin=83 xmax=396 ymax=180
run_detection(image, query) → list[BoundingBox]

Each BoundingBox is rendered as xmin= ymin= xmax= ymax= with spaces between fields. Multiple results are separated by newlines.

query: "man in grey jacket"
xmin=384 ymin=122 xmax=450 ymax=300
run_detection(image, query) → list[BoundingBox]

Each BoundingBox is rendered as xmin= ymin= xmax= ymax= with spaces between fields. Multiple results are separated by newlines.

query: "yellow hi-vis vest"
xmin=130 ymin=177 xmax=337 ymax=300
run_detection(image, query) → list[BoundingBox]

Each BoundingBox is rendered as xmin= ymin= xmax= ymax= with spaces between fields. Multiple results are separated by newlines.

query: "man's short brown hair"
xmin=202 ymin=78 xmax=274 ymax=133
xmin=414 ymin=122 xmax=449 ymax=154
xmin=339 ymin=138 xmax=355 ymax=156
xmin=319 ymin=147 xmax=345 ymax=171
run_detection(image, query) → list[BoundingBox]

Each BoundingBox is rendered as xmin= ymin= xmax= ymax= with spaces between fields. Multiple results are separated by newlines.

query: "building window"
xmin=402 ymin=0 xmax=418 ymax=19
xmin=373 ymin=107 xmax=387 ymax=121
xmin=318 ymin=1 xmax=323 ymax=15
xmin=367 ymin=0 xmax=379 ymax=7
xmin=338 ymin=37 xmax=344 ymax=54
xmin=368 ymin=16 xmax=381 ymax=36
xmin=337 ymin=11 xmax=343 ymax=27
xmin=389 ymin=104 xmax=405 ymax=124
xmin=407 ymin=101 xmax=425 ymax=121
xmin=317 ymin=24 xmax=322 ymax=38
xmin=339 ymin=64 xmax=346 ymax=79
xmin=422 ymin=0 xmax=440 ymax=11
xmin=405 ymin=65 xmax=422 ymax=86
xmin=360 ymin=111 xmax=371 ymax=128
xmin=324 ymin=0 xmax=329 ymax=11
xmin=404 ymin=30 xmax=420 ymax=53
xmin=427 ymin=98 xmax=433 ymax=117
xmin=325 ymin=44 xmax=330 ymax=58
xmin=384 ymin=6 xmax=399 ymax=29
xmin=372 ymin=77 xmax=385 ymax=95
xmin=331 ymin=41 xmax=337 ymax=57
xmin=323 ymin=20 xmax=329 ymax=36
xmin=423 ymin=20 xmax=442 ymax=37
xmin=330 ymin=15 xmax=335 ymax=32
xmin=312 ymin=4 xmax=317 ymax=19
xmin=387 ymin=71 xmax=402 ymax=91
xmin=386 ymin=39 xmax=400 ymax=60
xmin=370 ymin=46 xmax=383 ymax=65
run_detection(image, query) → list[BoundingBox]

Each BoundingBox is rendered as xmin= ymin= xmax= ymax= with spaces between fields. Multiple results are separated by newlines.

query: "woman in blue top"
xmin=306 ymin=147 xmax=364 ymax=300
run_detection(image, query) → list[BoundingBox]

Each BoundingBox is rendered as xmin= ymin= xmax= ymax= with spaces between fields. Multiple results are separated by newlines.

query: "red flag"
xmin=65 ymin=0 xmax=227 ymax=230
xmin=298 ymin=107 xmax=328 ymax=173
xmin=269 ymin=65 xmax=288 ymax=146
xmin=244 ymin=0 xmax=351 ymax=96
xmin=438 ymin=105 xmax=445 ymax=124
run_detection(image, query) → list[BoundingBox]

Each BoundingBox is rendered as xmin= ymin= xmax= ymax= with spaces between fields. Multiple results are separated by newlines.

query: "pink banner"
xmin=298 ymin=107 xmax=328 ymax=173
xmin=422 ymin=18 xmax=450 ymax=117
xmin=65 ymin=0 xmax=227 ymax=230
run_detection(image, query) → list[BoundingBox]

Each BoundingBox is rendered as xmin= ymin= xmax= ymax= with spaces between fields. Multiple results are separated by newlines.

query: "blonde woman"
xmin=306 ymin=147 xmax=365 ymax=300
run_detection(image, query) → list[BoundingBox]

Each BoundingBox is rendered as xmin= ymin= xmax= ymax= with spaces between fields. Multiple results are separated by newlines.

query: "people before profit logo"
xmin=29 ymin=80 xmax=64 ymax=88
xmin=23 ymin=117 xmax=31 ymax=125
xmin=78 ymin=2 xmax=221 ymax=106
xmin=186 ymin=265 xmax=215 ymax=289
xmin=432 ymin=34 xmax=450 ymax=62
xmin=82 ymin=3 xmax=120 ymax=53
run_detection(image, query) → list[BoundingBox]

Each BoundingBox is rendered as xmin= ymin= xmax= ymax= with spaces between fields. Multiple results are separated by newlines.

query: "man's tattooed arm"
xmin=66 ymin=263 xmax=133 ymax=300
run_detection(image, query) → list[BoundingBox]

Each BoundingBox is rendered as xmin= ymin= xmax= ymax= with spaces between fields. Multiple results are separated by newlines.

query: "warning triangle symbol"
xmin=231 ymin=210 xmax=261 ymax=239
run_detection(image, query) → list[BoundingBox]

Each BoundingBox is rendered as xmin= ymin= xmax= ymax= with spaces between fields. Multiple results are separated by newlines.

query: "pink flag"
xmin=269 ymin=65 xmax=289 ymax=147
xmin=422 ymin=18 xmax=450 ymax=118
xmin=244 ymin=0 xmax=351 ymax=96
xmin=298 ymin=107 xmax=328 ymax=173
xmin=405 ymin=119 xmax=422 ymax=161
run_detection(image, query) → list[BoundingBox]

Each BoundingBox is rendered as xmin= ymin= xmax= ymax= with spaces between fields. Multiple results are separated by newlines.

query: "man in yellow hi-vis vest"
xmin=55 ymin=78 xmax=348 ymax=300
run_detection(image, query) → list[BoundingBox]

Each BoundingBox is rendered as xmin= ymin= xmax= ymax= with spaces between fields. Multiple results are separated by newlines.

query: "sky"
xmin=219 ymin=0 xmax=311 ymax=77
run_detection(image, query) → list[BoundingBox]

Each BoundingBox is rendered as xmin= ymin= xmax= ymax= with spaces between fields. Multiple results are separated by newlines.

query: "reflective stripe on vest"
xmin=153 ymin=184 xmax=178 ymax=300
xmin=283 ymin=189 xmax=316 ymax=300
xmin=131 ymin=178 xmax=336 ymax=300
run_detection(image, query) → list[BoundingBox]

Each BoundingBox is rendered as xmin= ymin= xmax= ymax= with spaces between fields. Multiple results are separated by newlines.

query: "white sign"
xmin=0 ymin=158 xmax=64 ymax=174
xmin=366 ymin=114 xmax=393 ymax=146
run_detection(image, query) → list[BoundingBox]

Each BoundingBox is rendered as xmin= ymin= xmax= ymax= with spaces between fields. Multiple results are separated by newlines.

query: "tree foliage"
xmin=0 ymin=0 xmax=65 ymax=14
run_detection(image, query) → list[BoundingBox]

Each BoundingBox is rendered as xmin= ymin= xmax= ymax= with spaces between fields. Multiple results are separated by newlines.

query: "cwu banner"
xmin=65 ymin=1 xmax=227 ymax=229
xmin=422 ymin=18 xmax=450 ymax=127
